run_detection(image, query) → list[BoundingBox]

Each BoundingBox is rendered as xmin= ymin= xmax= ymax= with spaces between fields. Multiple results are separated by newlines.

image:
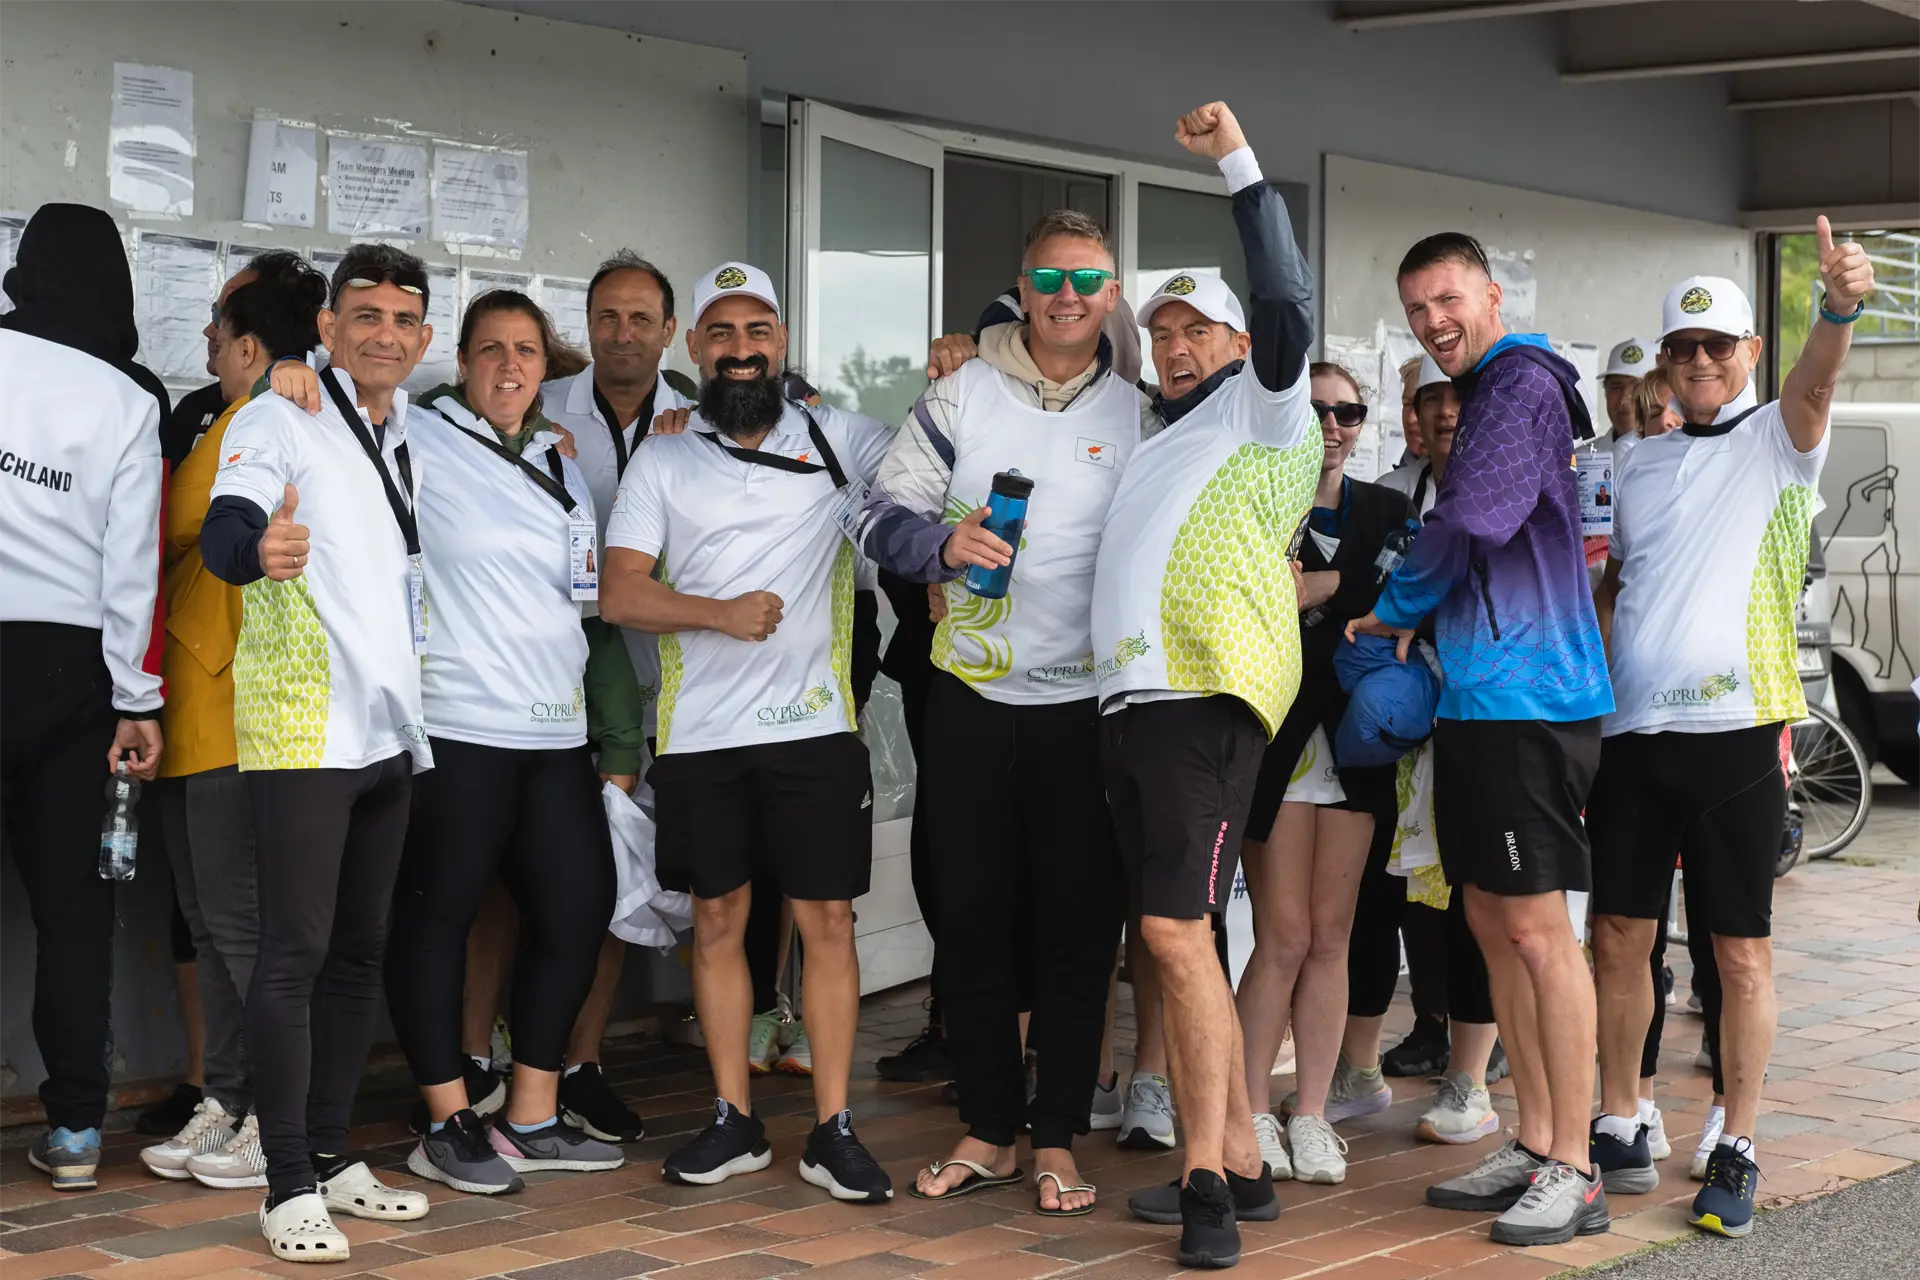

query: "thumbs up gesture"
xmin=258 ymin=483 xmax=311 ymax=581
xmin=1816 ymin=215 xmax=1875 ymax=314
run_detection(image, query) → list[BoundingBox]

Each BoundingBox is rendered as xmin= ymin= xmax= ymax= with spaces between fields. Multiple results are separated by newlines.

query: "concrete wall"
xmin=1833 ymin=341 xmax=1920 ymax=404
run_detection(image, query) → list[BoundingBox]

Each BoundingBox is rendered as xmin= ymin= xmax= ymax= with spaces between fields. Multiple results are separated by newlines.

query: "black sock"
xmin=265 ymin=1183 xmax=317 ymax=1210
xmin=311 ymin=1152 xmax=352 ymax=1182
xmin=1517 ymin=1142 xmax=1550 ymax=1163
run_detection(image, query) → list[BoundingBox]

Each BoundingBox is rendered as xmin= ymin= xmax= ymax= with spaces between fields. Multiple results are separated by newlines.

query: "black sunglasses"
xmin=1314 ymin=400 xmax=1368 ymax=428
xmin=1661 ymin=334 xmax=1746 ymax=364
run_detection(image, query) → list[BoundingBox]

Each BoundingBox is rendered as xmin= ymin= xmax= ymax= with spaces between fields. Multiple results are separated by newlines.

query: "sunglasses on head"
xmin=1661 ymin=334 xmax=1747 ymax=364
xmin=1023 ymin=267 xmax=1115 ymax=296
xmin=345 ymin=274 xmax=425 ymax=296
xmin=1314 ymin=400 xmax=1368 ymax=428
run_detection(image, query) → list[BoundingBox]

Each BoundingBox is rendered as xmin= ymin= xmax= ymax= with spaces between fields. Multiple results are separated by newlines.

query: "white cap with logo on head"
xmin=1660 ymin=276 xmax=1753 ymax=340
xmin=691 ymin=261 xmax=781 ymax=328
xmin=1416 ymin=354 xmax=1449 ymax=393
xmin=1134 ymin=271 xmax=1246 ymax=332
xmin=1605 ymin=338 xmax=1656 ymax=378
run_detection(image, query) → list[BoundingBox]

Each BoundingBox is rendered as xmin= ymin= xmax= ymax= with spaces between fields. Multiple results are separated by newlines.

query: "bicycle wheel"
xmin=1791 ymin=704 xmax=1872 ymax=859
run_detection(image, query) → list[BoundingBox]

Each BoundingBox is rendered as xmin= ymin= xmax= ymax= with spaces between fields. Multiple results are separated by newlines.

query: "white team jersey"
xmin=0 ymin=331 xmax=163 ymax=713
xmin=1605 ymin=394 xmax=1826 ymax=736
xmin=409 ymin=395 xmax=595 ymax=751
xmin=211 ymin=370 xmax=432 ymax=773
xmin=1594 ymin=430 xmax=1640 ymax=463
xmin=926 ymin=361 xmax=1149 ymax=703
xmin=1377 ymin=459 xmax=1437 ymax=519
xmin=543 ymin=365 xmax=692 ymax=739
xmin=1091 ymin=364 xmax=1320 ymax=736
xmin=605 ymin=400 xmax=896 ymax=755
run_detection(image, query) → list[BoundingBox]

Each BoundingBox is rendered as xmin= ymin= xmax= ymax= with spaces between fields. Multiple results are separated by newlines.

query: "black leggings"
xmin=924 ymin=674 xmax=1124 ymax=1149
xmin=1348 ymin=818 xmax=1495 ymax=1026
xmin=387 ymin=739 xmax=615 ymax=1087
xmin=247 ymin=754 xmax=413 ymax=1198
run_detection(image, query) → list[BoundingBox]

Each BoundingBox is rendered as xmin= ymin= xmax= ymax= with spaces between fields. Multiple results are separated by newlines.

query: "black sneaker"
xmin=662 ymin=1099 xmax=772 ymax=1186
xmin=137 ymin=1083 xmax=204 ymax=1136
xmin=798 ymin=1110 xmax=893 ymax=1203
xmin=1689 ymin=1139 xmax=1759 ymax=1237
xmin=1130 ymin=1166 xmax=1278 ymax=1225
xmin=1382 ymin=1015 xmax=1451 ymax=1078
xmin=1589 ymin=1119 xmax=1659 ymax=1195
xmin=875 ymin=1027 xmax=953 ymax=1083
xmin=408 ymin=1060 xmax=506 ymax=1137
xmin=559 ymin=1063 xmax=645 ymax=1143
xmin=939 ymin=1080 xmax=960 ymax=1107
xmin=1178 ymin=1170 xmax=1242 ymax=1269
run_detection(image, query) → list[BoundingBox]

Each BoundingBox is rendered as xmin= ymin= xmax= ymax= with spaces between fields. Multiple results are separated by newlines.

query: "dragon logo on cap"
xmin=1680 ymin=287 xmax=1713 ymax=315
xmin=1164 ymin=275 xmax=1198 ymax=297
xmin=1621 ymin=344 xmax=1644 ymax=365
xmin=714 ymin=266 xmax=749 ymax=290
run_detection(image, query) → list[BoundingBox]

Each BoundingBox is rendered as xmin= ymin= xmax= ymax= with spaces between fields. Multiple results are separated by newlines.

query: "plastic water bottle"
xmin=1373 ymin=518 xmax=1421 ymax=585
xmin=964 ymin=470 xmax=1034 ymax=600
xmin=98 ymin=761 xmax=139 ymax=882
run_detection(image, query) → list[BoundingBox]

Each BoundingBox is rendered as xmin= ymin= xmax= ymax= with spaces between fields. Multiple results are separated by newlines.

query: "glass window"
xmin=942 ymin=153 xmax=1110 ymax=337
xmin=1815 ymin=422 xmax=1892 ymax=538
xmin=812 ymin=138 xmax=933 ymax=428
xmin=1775 ymin=227 xmax=1919 ymax=384
xmin=755 ymin=120 xmax=786 ymax=295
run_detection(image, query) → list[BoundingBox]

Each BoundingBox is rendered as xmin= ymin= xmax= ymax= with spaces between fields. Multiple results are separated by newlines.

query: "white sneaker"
xmin=140 ymin=1097 xmax=237 ymax=1179
xmin=1690 ymin=1107 xmax=1726 ymax=1181
xmin=260 ymin=1191 xmax=349 ymax=1263
xmin=1272 ymin=1035 xmax=1297 ymax=1077
xmin=187 ymin=1112 xmax=268 ymax=1188
xmin=1283 ymin=1053 xmax=1391 ymax=1122
xmin=1645 ymin=1105 xmax=1672 ymax=1160
xmin=1286 ymin=1114 xmax=1349 ymax=1184
xmin=1252 ymin=1111 xmax=1293 ymax=1181
xmin=1416 ymin=1071 xmax=1499 ymax=1145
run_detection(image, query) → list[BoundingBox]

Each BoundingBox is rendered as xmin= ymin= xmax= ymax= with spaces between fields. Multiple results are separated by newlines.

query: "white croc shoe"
xmin=261 ymin=1192 xmax=350 ymax=1263
xmin=319 ymin=1160 xmax=429 ymax=1221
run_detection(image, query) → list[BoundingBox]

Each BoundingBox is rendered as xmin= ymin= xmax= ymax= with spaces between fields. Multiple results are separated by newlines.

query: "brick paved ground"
xmin=3 ymin=783 xmax=1913 ymax=1279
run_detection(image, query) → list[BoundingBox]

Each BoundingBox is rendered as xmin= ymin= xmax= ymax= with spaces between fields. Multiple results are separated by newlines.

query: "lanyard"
xmin=321 ymin=367 xmax=420 ymax=556
xmin=1310 ymin=475 xmax=1350 ymax=537
xmin=592 ymin=383 xmax=657 ymax=478
xmin=697 ymin=406 xmax=849 ymax=489
xmin=447 ymin=421 xmax=576 ymax=514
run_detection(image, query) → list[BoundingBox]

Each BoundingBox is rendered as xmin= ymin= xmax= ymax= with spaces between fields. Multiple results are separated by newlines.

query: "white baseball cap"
xmin=1604 ymin=338 xmax=1656 ymax=378
xmin=1415 ymin=354 xmax=1450 ymax=392
xmin=691 ymin=261 xmax=781 ymax=327
xmin=1660 ymin=276 xmax=1753 ymax=340
xmin=1135 ymin=271 xmax=1246 ymax=331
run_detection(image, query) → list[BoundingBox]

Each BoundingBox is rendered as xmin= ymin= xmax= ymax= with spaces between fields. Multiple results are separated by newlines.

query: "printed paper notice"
xmin=243 ymin=118 xmax=318 ymax=228
xmin=326 ymin=134 xmax=429 ymax=238
xmin=0 ymin=213 xmax=25 ymax=314
xmin=433 ymin=147 xmax=529 ymax=250
xmin=404 ymin=263 xmax=463 ymax=394
xmin=134 ymin=232 xmax=221 ymax=381
xmin=110 ymin=64 xmax=195 ymax=216
xmin=224 ymin=243 xmax=278 ymax=284
xmin=539 ymin=276 xmax=590 ymax=348
xmin=1485 ymin=247 xmax=1537 ymax=332
xmin=466 ymin=268 xmax=532 ymax=300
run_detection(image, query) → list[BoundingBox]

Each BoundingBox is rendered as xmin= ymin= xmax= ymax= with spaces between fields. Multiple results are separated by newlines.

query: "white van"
xmin=1818 ymin=401 xmax=1919 ymax=783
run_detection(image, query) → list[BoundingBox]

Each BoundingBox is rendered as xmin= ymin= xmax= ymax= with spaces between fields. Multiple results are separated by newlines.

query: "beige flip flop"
xmin=1035 ymin=1168 xmax=1097 ymax=1217
xmin=907 ymin=1158 xmax=1024 ymax=1200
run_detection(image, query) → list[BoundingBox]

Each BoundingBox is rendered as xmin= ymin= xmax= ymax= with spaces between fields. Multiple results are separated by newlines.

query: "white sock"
xmin=1595 ymin=1113 xmax=1640 ymax=1143
xmin=1700 ymin=1104 xmax=1726 ymax=1144
xmin=1726 ymin=1134 xmax=1755 ymax=1160
xmin=563 ymin=1062 xmax=586 ymax=1078
xmin=468 ymin=1053 xmax=491 ymax=1073
xmin=1637 ymin=1097 xmax=1658 ymax=1124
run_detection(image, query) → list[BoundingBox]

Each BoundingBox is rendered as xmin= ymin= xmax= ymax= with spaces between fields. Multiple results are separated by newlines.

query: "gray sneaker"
xmin=1118 ymin=1073 xmax=1175 ymax=1150
xmin=1427 ymin=1138 xmax=1544 ymax=1211
xmin=488 ymin=1117 xmax=625 ymax=1173
xmin=407 ymin=1109 xmax=524 ymax=1195
xmin=1489 ymin=1160 xmax=1609 ymax=1246
xmin=1090 ymin=1074 xmax=1122 ymax=1131
xmin=1281 ymin=1053 xmax=1391 ymax=1122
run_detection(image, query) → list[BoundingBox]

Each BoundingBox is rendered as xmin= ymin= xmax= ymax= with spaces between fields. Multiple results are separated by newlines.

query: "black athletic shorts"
xmin=1587 ymin=723 xmax=1786 ymax=939
xmin=1432 ymin=716 xmax=1602 ymax=896
xmin=1245 ymin=684 xmax=1398 ymax=842
xmin=1101 ymin=694 xmax=1267 ymax=920
xmin=649 ymin=732 xmax=873 ymax=902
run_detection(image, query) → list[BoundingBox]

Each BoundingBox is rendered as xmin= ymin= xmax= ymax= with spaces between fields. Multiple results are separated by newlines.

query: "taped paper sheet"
xmin=224 ymin=243 xmax=277 ymax=284
xmin=433 ymin=146 xmax=530 ymax=250
xmin=0 ymin=213 xmax=25 ymax=314
xmin=538 ymin=275 xmax=590 ymax=348
xmin=326 ymin=133 xmax=429 ymax=238
xmin=404 ymin=263 xmax=462 ymax=394
xmin=243 ymin=117 xmax=318 ymax=229
xmin=466 ymin=268 xmax=531 ymax=299
xmin=1485 ymin=246 xmax=1537 ymax=332
xmin=110 ymin=64 xmax=195 ymax=216
xmin=134 ymin=231 xmax=220 ymax=380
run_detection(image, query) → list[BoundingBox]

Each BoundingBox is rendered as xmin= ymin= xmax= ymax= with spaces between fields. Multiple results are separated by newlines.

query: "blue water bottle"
xmin=964 ymin=469 xmax=1034 ymax=600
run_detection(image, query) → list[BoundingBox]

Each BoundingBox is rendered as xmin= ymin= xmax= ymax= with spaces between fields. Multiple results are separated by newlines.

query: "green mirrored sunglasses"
xmin=1023 ymin=267 xmax=1115 ymax=296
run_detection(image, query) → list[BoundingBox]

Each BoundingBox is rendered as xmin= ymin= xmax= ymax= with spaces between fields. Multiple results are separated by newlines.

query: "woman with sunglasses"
xmin=1234 ymin=362 xmax=1413 ymax=1186
xmin=270 ymin=290 xmax=641 ymax=1196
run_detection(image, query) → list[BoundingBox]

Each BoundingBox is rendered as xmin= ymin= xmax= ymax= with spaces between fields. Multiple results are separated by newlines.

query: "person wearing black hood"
xmin=0 ymin=201 xmax=170 ymax=1191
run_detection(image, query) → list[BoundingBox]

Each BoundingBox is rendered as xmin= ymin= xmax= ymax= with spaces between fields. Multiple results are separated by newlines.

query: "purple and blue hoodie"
xmin=1373 ymin=334 xmax=1613 ymax=723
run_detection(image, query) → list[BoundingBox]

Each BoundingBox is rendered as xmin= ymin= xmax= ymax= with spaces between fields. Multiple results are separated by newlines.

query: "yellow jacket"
xmin=159 ymin=395 xmax=245 ymax=778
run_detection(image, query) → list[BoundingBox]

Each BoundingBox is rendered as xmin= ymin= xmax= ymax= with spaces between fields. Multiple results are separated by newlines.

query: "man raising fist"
xmin=1588 ymin=218 xmax=1873 ymax=1240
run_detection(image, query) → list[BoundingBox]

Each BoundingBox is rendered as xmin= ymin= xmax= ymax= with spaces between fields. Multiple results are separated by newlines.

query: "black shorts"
xmin=648 ymin=733 xmax=873 ymax=902
xmin=1245 ymin=685 xmax=1398 ymax=842
xmin=1587 ymin=723 xmax=1786 ymax=939
xmin=1101 ymin=695 xmax=1267 ymax=920
xmin=1432 ymin=717 xmax=1601 ymax=896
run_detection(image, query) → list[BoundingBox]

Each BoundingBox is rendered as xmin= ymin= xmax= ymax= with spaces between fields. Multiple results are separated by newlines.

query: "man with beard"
xmin=600 ymin=262 xmax=898 ymax=1204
